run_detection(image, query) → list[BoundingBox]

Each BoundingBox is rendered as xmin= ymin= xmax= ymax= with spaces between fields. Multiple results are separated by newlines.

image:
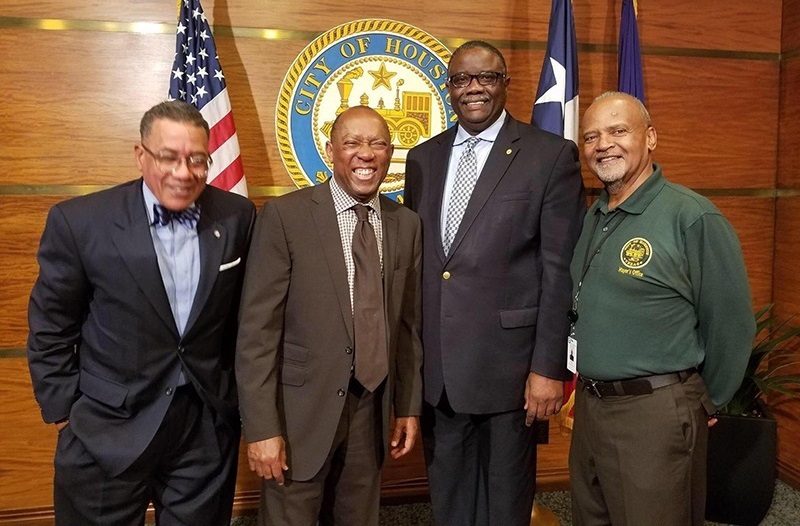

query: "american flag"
xmin=169 ymin=0 xmax=247 ymax=196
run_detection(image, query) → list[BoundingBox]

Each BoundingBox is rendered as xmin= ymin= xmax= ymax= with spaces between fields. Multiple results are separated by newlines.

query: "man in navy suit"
xmin=405 ymin=41 xmax=585 ymax=525
xmin=27 ymin=100 xmax=255 ymax=525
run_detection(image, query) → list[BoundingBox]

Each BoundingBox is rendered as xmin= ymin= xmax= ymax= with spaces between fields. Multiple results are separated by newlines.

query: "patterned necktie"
xmin=152 ymin=203 xmax=200 ymax=228
xmin=351 ymin=204 xmax=388 ymax=392
xmin=443 ymin=136 xmax=481 ymax=256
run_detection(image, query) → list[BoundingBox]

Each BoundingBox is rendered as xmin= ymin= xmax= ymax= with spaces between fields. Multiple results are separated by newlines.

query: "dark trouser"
xmin=422 ymin=394 xmax=537 ymax=526
xmin=570 ymin=372 xmax=709 ymax=526
xmin=259 ymin=381 xmax=384 ymax=526
xmin=54 ymin=383 xmax=239 ymax=526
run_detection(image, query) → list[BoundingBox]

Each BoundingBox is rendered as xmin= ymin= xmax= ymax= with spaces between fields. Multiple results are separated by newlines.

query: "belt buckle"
xmin=585 ymin=379 xmax=603 ymax=398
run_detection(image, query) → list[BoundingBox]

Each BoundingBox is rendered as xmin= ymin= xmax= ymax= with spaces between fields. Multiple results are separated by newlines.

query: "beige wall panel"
xmin=775 ymin=400 xmax=800 ymax=488
xmin=0 ymin=1 xmax=782 ymax=53
xmin=712 ymin=198 xmax=774 ymax=310
xmin=776 ymin=0 xmax=800 ymax=484
xmin=0 ymin=1 xmax=177 ymax=22
xmin=0 ymin=359 xmax=57 ymax=513
xmin=778 ymin=56 xmax=800 ymax=188
xmin=773 ymin=198 xmax=800 ymax=328
xmin=0 ymin=198 xmax=63 ymax=348
xmin=0 ymin=30 xmax=173 ymax=186
xmin=630 ymin=0 xmax=781 ymax=52
xmin=636 ymin=57 xmax=778 ymax=189
xmin=783 ymin=0 xmax=800 ymax=52
xmin=772 ymin=181 xmax=800 ymax=487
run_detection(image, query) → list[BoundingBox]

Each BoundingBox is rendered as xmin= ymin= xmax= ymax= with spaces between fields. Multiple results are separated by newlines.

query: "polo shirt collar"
xmin=596 ymin=163 xmax=665 ymax=216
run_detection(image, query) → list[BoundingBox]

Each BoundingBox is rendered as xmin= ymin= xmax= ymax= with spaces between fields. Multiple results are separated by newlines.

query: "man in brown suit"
xmin=235 ymin=106 xmax=423 ymax=525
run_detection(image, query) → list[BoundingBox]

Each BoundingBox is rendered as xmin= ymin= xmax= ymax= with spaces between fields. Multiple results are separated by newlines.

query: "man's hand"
xmin=55 ymin=420 xmax=69 ymax=432
xmin=247 ymin=436 xmax=289 ymax=484
xmin=390 ymin=416 xmax=419 ymax=460
xmin=524 ymin=373 xmax=564 ymax=426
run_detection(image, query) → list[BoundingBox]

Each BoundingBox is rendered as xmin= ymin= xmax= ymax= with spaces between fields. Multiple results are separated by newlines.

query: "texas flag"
xmin=532 ymin=0 xmax=579 ymax=144
xmin=533 ymin=0 xmax=580 ymax=429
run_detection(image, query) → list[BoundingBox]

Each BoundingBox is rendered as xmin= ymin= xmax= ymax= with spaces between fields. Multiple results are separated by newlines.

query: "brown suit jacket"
xmin=235 ymin=181 xmax=423 ymax=481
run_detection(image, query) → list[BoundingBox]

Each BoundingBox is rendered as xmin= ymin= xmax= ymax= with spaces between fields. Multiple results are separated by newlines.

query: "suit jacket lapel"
xmin=111 ymin=180 xmax=179 ymax=336
xmin=184 ymin=189 xmax=227 ymax=335
xmin=430 ymin=127 xmax=458 ymax=263
xmin=380 ymin=197 xmax=398 ymax=295
xmin=380 ymin=198 xmax=398 ymax=352
xmin=311 ymin=182 xmax=354 ymax=344
xmin=446 ymin=115 xmax=520 ymax=261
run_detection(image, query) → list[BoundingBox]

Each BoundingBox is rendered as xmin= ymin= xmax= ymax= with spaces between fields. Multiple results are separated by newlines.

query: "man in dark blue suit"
xmin=27 ymin=100 xmax=255 ymax=525
xmin=405 ymin=41 xmax=585 ymax=526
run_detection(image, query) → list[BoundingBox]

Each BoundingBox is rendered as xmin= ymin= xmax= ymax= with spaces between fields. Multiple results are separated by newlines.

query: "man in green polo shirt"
xmin=568 ymin=91 xmax=755 ymax=526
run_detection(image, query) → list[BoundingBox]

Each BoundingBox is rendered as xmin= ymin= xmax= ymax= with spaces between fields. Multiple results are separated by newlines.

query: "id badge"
xmin=567 ymin=336 xmax=578 ymax=374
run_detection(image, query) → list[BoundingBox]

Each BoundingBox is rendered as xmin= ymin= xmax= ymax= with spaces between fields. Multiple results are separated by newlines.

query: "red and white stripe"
xmin=200 ymin=88 xmax=247 ymax=197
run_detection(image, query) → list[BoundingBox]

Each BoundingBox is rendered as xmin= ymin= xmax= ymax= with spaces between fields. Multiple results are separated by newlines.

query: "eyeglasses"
xmin=447 ymin=71 xmax=507 ymax=89
xmin=140 ymin=144 xmax=212 ymax=178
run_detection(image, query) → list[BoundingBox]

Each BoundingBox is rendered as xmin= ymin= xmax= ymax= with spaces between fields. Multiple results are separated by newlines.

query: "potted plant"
xmin=706 ymin=304 xmax=800 ymax=525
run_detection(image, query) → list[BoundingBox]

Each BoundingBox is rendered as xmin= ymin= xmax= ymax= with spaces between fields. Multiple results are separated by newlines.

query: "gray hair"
xmin=140 ymin=100 xmax=210 ymax=140
xmin=592 ymin=91 xmax=652 ymax=126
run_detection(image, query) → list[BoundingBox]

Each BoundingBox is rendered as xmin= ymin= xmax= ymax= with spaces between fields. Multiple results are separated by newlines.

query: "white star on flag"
xmin=532 ymin=0 xmax=579 ymax=144
xmin=168 ymin=0 xmax=247 ymax=196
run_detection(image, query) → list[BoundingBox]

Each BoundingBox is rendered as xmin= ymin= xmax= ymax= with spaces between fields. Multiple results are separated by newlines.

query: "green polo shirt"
xmin=570 ymin=164 xmax=755 ymax=409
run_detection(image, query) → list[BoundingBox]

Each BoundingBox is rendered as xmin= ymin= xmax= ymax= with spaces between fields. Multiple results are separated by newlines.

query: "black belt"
xmin=579 ymin=369 xmax=695 ymax=398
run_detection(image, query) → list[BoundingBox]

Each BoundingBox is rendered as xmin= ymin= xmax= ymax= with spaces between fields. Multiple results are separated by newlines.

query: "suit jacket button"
xmin=178 ymin=346 xmax=185 ymax=353
xmin=337 ymin=389 xmax=345 ymax=397
xmin=442 ymin=271 xmax=451 ymax=280
xmin=345 ymin=346 xmax=353 ymax=354
xmin=166 ymin=387 xmax=174 ymax=396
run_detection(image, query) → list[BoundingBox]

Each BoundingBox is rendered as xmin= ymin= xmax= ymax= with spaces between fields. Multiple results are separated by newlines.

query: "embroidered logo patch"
xmin=620 ymin=237 xmax=653 ymax=269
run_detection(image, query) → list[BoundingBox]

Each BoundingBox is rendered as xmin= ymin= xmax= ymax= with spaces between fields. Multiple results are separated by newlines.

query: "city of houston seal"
xmin=276 ymin=19 xmax=454 ymax=201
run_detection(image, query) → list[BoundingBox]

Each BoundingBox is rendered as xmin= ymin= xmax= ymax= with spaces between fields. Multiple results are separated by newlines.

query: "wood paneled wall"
xmin=0 ymin=0 xmax=793 ymax=522
xmin=772 ymin=0 xmax=800 ymax=489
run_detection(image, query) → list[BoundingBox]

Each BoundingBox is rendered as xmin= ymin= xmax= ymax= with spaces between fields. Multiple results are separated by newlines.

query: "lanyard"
xmin=568 ymin=209 xmax=628 ymax=328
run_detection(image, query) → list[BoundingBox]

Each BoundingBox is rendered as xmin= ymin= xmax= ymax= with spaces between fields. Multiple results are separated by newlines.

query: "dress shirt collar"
xmin=453 ymin=109 xmax=506 ymax=147
xmin=329 ymin=176 xmax=382 ymax=218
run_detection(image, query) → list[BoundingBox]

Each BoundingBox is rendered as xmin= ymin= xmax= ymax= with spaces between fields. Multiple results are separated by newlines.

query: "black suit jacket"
xmin=405 ymin=114 xmax=585 ymax=414
xmin=236 ymin=182 xmax=423 ymax=481
xmin=27 ymin=179 xmax=255 ymax=476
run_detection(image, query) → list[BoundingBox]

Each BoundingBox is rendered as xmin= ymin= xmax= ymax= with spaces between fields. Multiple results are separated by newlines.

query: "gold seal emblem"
xmin=275 ymin=19 xmax=453 ymax=202
xmin=620 ymin=237 xmax=653 ymax=269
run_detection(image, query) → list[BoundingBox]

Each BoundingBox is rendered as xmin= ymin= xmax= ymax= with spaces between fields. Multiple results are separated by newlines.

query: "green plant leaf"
xmin=723 ymin=305 xmax=800 ymax=414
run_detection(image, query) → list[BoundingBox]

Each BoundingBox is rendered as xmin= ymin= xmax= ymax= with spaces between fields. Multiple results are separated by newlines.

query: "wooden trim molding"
xmin=0 ymin=16 xmax=781 ymax=61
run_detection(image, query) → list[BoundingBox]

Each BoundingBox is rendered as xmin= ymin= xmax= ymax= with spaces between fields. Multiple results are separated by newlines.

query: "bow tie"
xmin=152 ymin=204 xmax=200 ymax=228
